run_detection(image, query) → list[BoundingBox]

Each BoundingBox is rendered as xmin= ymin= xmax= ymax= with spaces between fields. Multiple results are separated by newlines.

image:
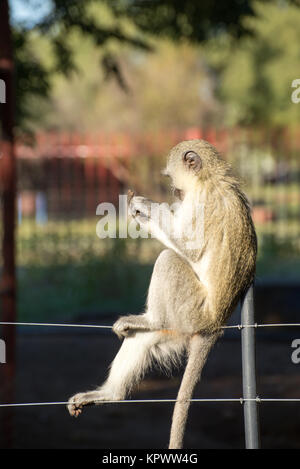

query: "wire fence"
xmin=0 ymin=286 xmax=299 ymax=450
xmin=1 ymin=321 xmax=300 ymax=330
xmin=1 ymin=398 xmax=300 ymax=409
xmin=0 ymin=317 xmax=300 ymax=411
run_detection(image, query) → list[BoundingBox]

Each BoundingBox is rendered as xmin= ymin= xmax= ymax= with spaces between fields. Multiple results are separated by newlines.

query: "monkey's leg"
xmin=147 ymin=249 xmax=215 ymax=334
xmin=67 ymin=331 xmax=162 ymax=417
xmin=169 ymin=332 xmax=220 ymax=449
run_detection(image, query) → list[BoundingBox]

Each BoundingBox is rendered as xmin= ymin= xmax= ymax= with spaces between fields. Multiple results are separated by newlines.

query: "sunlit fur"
xmin=163 ymin=139 xmax=257 ymax=332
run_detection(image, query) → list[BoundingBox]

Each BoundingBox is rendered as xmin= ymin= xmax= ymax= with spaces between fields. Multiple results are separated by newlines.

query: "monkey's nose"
xmin=161 ymin=168 xmax=170 ymax=177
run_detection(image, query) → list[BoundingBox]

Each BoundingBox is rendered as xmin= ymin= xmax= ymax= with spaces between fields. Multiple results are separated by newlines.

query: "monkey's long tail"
xmin=168 ymin=332 xmax=220 ymax=449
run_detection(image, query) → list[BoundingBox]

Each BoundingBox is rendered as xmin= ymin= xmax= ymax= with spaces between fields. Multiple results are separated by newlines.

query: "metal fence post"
xmin=241 ymin=285 xmax=260 ymax=449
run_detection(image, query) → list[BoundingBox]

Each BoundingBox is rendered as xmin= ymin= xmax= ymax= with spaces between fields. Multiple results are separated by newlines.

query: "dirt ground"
xmin=1 ymin=327 xmax=300 ymax=449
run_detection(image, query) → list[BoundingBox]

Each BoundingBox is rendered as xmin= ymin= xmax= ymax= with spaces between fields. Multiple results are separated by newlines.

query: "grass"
xmin=14 ymin=215 xmax=300 ymax=322
xmin=18 ymin=260 xmax=154 ymax=322
xmin=16 ymin=218 xmax=161 ymax=322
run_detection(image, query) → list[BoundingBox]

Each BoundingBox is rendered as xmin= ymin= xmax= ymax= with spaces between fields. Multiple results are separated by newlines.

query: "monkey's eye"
xmin=182 ymin=151 xmax=202 ymax=171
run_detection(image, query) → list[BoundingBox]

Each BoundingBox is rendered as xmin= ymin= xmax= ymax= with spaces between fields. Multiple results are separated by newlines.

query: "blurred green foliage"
xmin=256 ymin=234 xmax=300 ymax=281
xmin=18 ymin=258 xmax=154 ymax=322
xmin=17 ymin=218 xmax=162 ymax=321
xmin=17 ymin=178 xmax=300 ymax=322
xmin=13 ymin=1 xmax=300 ymax=132
xmin=104 ymin=0 xmax=262 ymax=41
xmin=204 ymin=1 xmax=300 ymax=126
xmin=14 ymin=0 xmax=300 ymax=132
xmin=28 ymin=38 xmax=219 ymax=132
xmin=13 ymin=29 xmax=50 ymax=134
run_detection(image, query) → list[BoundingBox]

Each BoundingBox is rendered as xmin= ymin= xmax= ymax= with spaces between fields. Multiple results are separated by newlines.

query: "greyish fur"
xmin=67 ymin=139 xmax=257 ymax=449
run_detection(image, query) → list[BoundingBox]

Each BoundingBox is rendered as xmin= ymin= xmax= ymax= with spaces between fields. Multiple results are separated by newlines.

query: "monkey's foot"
xmin=67 ymin=390 xmax=111 ymax=417
xmin=112 ymin=317 xmax=136 ymax=339
xmin=112 ymin=315 xmax=150 ymax=339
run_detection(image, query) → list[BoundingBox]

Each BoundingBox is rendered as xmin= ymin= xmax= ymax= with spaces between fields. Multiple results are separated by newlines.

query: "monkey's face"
xmin=163 ymin=139 xmax=223 ymax=197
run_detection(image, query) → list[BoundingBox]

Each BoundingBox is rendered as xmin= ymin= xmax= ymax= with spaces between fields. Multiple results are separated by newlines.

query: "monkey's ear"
xmin=182 ymin=151 xmax=202 ymax=171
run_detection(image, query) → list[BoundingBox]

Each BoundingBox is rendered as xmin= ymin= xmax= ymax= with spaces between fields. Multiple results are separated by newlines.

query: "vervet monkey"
xmin=67 ymin=139 xmax=257 ymax=449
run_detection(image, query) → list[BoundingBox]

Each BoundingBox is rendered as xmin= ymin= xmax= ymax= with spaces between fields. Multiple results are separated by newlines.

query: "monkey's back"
xmin=203 ymin=185 xmax=257 ymax=328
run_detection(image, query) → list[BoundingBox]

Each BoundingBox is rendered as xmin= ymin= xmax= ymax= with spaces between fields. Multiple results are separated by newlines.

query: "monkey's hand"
xmin=129 ymin=195 xmax=180 ymax=255
xmin=112 ymin=314 xmax=152 ymax=339
xmin=129 ymin=196 xmax=152 ymax=224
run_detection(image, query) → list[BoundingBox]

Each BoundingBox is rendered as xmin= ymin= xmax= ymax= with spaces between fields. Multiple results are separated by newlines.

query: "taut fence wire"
xmin=1 ymin=322 xmax=300 ymax=330
xmin=1 ymin=398 xmax=300 ymax=409
xmin=1 ymin=286 xmax=300 ymax=448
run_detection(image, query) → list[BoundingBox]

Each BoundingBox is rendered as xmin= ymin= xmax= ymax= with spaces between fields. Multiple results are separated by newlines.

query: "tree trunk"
xmin=0 ymin=0 xmax=16 ymax=448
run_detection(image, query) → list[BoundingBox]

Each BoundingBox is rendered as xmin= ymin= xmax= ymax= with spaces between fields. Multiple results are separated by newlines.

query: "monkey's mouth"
xmin=134 ymin=209 xmax=148 ymax=219
xmin=174 ymin=188 xmax=184 ymax=200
